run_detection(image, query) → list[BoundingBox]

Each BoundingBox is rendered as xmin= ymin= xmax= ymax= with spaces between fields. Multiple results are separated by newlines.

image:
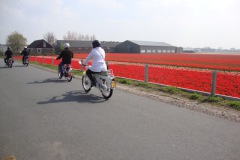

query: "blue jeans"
xmin=58 ymin=62 xmax=63 ymax=74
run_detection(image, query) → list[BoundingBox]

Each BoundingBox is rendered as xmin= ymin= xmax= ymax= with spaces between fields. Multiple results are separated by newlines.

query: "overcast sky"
xmin=0 ymin=0 xmax=240 ymax=49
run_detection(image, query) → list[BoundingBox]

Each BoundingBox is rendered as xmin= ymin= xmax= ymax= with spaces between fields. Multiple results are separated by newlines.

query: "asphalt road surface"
xmin=1 ymin=60 xmax=240 ymax=160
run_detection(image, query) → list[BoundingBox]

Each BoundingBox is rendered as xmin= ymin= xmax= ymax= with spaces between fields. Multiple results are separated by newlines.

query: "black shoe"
xmin=91 ymin=82 xmax=96 ymax=87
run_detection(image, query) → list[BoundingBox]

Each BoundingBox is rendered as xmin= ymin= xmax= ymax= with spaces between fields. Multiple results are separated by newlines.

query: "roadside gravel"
xmin=116 ymin=83 xmax=240 ymax=123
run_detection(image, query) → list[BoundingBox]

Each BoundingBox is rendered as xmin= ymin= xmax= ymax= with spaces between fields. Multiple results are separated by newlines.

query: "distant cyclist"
xmin=21 ymin=46 xmax=30 ymax=64
xmin=4 ymin=47 xmax=13 ymax=64
xmin=56 ymin=43 xmax=74 ymax=76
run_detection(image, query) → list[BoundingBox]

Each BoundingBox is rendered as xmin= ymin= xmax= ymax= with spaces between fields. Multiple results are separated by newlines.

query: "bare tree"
xmin=85 ymin=34 xmax=89 ymax=40
xmin=63 ymin=31 xmax=96 ymax=41
xmin=91 ymin=34 xmax=96 ymax=41
xmin=63 ymin=31 xmax=77 ymax=40
xmin=43 ymin=32 xmax=57 ymax=46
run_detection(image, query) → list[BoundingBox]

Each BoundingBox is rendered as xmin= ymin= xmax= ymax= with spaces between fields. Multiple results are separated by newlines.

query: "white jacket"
xmin=83 ymin=47 xmax=107 ymax=72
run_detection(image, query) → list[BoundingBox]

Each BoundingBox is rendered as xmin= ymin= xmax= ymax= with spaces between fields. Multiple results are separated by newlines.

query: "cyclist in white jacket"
xmin=83 ymin=40 xmax=107 ymax=86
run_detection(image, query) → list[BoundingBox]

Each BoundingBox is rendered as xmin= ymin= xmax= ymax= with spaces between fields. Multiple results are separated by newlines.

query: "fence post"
xmin=34 ymin=55 xmax=36 ymax=62
xmin=51 ymin=56 xmax=54 ymax=65
xmin=144 ymin=64 xmax=148 ymax=83
xmin=80 ymin=59 xmax=83 ymax=71
xmin=211 ymin=70 xmax=217 ymax=96
xmin=42 ymin=55 xmax=44 ymax=64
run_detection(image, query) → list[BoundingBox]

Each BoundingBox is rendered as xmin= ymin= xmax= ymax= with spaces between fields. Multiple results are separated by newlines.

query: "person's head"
xmin=24 ymin=46 xmax=27 ymax=50
xmin=7 ymin=47 xmax=10 ymax=50
xmin=64 ymin=43 xmax=70 ymax=49
xmin=92 ymin=40 xmax=101 ymax=48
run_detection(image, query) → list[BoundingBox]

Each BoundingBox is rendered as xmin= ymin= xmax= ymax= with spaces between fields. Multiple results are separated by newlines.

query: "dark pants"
xmin=4 ymin=57 xmax=13 ymax=63
xmin=4 ymin=57 xmax=9 ymax=63
xmin=58 ymin=62 xmax=63 ymax=74
xmin=86 ymin=69 xmax=100 ymax=86
xmin=22 ymin=56 xmax=28 ymax=64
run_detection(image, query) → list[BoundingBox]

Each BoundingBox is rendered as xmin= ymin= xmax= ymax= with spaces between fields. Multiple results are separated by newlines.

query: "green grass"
xmin=164 ymin=86 xmax=181 ymax=94
xmin=226 ymin=101 xmax=240 ymax=110
xmin=34 ymin=62 xmax=58 ymax=70
xmin=189 ymin=93 xmax=201 ymax=100
xmin=116 ymin=78 xmax=132 ymax=85
xmin=202 ymin=96 xmax=224 ymax=103
xmin=30 ymin=61 xmax=84 ymax=77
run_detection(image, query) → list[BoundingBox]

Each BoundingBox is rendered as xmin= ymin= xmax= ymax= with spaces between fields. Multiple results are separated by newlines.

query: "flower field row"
xmin=74 ymin=53 xmax=240 ymax=71
xmin=108 ymin=63 xmax=240 ymax=98
xmin=13 ymin=55 xmax=240 ymax=98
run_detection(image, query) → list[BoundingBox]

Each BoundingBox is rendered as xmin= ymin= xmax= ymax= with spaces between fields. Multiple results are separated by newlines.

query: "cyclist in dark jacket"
xmin=56 ymin=43 xmax=73 ymax=76
xmin=4 ymin=47 xmax=13 ymax=64
xmin=21 ymin=47 xmax=29 ymax=64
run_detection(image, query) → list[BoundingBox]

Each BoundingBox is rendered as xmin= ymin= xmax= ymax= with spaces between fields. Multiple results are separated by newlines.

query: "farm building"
xmin=101 ymin=41 xmax=121 ymax=53
xmin=115 ymin=40 xmax=182 ymax=53
xmin=56 ymin=40 xmax=121 ymax=53
xmin=28 ymin=39 xmax=53 ymax=54
xmin=56 ymin=40 xmax=92 ymax=53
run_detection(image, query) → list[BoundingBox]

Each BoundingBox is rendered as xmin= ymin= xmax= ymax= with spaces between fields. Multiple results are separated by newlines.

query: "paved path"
xmin=0 ymin=60 xmax=240 ymax=160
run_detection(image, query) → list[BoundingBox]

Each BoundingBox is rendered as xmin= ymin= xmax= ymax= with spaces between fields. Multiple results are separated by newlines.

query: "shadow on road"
xmin=37 ymin=90 xmax=107 ymax=104
xmin=13 ymin=65 xmax=28 ymax=67
xmin=0 ymin=66 xmax=9 ymax=69
xmin=27 ymin=78 xmax=67 ymax=84
xmin=0 ymin=65 xmax=28 ymax=68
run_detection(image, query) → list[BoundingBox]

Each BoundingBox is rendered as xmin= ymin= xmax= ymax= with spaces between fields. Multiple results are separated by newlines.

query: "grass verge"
xmin=116 ymin=77 xmax=240 ymax=111
xmin=30 ymin=61 xmax=84 ymax=76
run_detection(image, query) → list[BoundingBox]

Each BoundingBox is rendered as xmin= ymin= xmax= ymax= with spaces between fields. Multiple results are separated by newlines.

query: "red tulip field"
xmin=74 ymin=53 xmax=240 ymax=71
xmin=75 ymin=53 xmax=240 ymax=98
xmin=14 ymin=53 xmax=240 ymax=98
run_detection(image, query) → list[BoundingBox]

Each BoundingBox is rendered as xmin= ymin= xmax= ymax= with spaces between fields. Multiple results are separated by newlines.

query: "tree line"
xmin=4 ymin=30 xmax=96 ymax=53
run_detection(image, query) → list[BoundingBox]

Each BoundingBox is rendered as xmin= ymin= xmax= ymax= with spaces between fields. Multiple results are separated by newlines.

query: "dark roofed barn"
xmin=116 ymin=40 xmax=182 ymax=53
xmin=100 ymin=41 xmax=121 ymax=53
xmin=55 ymin=39 xmax=182 ymax=54
xmin=28 ymin=39 xmax=53 ymax=54
xmin=56 ymin=40 xmax=121 ymax=53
